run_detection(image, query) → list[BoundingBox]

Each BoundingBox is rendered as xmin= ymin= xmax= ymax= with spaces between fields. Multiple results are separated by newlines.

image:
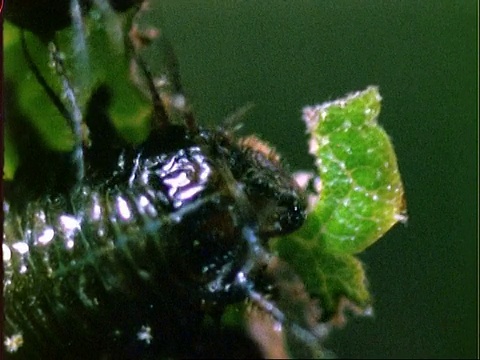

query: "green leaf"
xmin=3 ymin=6 xmax=151 ymax=181
xmin=272 ymin=233 xmax=370 ymax=317
xmin=272 ymin=87 xmax=406 ymax=317
xmin=304 ymin=86 xmax=407 ymax=254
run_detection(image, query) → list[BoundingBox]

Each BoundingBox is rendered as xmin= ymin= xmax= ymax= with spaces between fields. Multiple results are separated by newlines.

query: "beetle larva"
xmin=3 ymin=1 xmax=323 ymax=358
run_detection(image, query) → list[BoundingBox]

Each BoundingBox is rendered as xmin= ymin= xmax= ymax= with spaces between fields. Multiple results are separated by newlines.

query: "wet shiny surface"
xmin=3 ymin=124 xmax=307 ymax=358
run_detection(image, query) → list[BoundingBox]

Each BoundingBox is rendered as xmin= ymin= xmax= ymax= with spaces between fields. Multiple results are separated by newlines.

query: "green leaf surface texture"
xmin=272 ymin=86 xmax=406 ymax=317
xmin=3 ymin=12 xmax=151 ymax=181
xmin=304 ymin=86 xmax=407 ymax=254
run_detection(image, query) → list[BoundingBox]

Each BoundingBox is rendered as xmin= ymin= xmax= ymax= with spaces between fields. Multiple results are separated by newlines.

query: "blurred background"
xmin=3 ymin=0 xmax=477 ymax=358
xmin=155 ymin=1 xmax=477 ymax=358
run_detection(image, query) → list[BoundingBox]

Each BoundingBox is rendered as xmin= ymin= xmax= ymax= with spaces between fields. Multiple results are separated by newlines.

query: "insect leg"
xmin=237 ymin=249 xmax=327 ymax=358
xmin=133 ymin=47 xmax=198 ymax=136
xmin=14 ymin=32 xmax=86 ymax=198
xmin=128 ymin=9 xmax=198 ymax=134
xmin=147 ymin=34 xmax=198 ymax=134
xmin=132 ymin=53 xmax=171 ymax=130
xmin=47 ymin=40 xmax=86 ymax=182
xmin=70 ymin=0 xmax=90 ymax=80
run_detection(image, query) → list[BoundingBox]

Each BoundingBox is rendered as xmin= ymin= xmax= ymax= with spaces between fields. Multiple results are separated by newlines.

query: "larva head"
xmin=232 ymin=135 xmax=307 ymax=238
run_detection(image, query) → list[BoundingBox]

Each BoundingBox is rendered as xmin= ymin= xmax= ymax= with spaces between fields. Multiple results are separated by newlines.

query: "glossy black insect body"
xmin=4 ymin=2 xmax=320 ymax=358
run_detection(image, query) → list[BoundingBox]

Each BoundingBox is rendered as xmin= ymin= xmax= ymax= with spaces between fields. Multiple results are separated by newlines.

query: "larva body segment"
xmin=4 ymin=120 xmax=307 ymax=358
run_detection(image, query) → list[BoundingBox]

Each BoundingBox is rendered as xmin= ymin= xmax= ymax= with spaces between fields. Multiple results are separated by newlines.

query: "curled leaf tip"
xmin=302 ymin=86 xmax=406 ymax=254
xmin=272 ymin=86 xmax=407 ymax=327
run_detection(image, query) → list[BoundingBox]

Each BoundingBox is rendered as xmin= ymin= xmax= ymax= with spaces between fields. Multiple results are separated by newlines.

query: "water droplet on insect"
xmin=37 ymin=227 xmax=55 ymax=245
xmin=116 ymin=196 xmax=132 ymax=220
xmin=3 ymin=244 xmax=12 ymax=262
xmin=12 ymin=242 xmax=29 ymax=255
